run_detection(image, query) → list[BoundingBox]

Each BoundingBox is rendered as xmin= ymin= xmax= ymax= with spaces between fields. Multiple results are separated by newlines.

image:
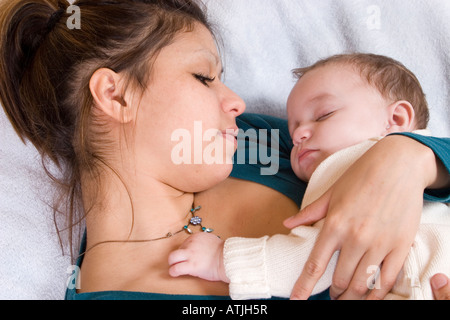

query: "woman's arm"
xmin=286 ymin=135 xmax=450 ymax=300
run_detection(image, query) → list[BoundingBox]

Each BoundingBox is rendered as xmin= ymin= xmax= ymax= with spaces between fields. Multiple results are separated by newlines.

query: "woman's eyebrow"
xmin=194 ymin=48 xmax=223 ymax=72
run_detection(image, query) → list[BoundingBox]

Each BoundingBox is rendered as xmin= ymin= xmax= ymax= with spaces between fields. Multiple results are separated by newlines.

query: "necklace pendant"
xmin=190 ymin=216 xmax=202 ymax=226
xmin=182 ymin=205 xmax=216 ymax=236
xmin=184 ymin=225 xmax=193 ymax=234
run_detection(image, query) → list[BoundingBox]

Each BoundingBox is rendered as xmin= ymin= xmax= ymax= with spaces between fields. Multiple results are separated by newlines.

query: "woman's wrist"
xmin=428 ymin=152 xmax=450 ymax=190
xmin=428 ymin=156 xmax=450 ymax=190
xmin=383 ymin=135 xmax=447 ymax=190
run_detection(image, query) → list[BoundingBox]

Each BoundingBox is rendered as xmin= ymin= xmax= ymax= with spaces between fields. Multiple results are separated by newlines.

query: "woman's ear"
xmin=89 ymin=68 xmax=133 ymax=123
xmin=386 ymin=100 xmax=416 ymax=133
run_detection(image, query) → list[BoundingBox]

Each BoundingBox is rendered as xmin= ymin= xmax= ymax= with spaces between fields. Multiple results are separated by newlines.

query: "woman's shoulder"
xmin=236 ymin=113 xmax=288 ymax=129
xmin=236 ymin=113 xmax=290 ymax=146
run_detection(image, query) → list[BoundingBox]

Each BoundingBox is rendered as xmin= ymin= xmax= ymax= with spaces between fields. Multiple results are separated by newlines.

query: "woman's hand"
xmin=285 ymin=135 xmax=443 ymax=300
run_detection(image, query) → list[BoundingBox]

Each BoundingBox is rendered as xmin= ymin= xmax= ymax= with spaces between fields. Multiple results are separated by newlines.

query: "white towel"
xmin=0 ymin=111 xmax=72 ymax=299
xmin=205 ymin=0 xmax=450 ymax=137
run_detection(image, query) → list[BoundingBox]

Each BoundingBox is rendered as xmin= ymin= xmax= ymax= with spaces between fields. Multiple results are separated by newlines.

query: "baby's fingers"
xmin=168 ymin=249 xmax=190 ymax=277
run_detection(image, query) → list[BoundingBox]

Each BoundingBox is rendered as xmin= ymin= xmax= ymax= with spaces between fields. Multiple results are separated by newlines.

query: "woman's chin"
xmin=175 ymin=163 xmax=234 ymax=193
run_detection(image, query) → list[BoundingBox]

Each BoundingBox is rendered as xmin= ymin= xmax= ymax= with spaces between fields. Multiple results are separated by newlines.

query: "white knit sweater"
xmin=224 ymin=135 xmax=450 ymax=300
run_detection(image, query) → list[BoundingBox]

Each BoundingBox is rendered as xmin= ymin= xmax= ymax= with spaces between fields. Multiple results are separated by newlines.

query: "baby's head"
xmin=287 ymin=53 xmax=429 ymax=182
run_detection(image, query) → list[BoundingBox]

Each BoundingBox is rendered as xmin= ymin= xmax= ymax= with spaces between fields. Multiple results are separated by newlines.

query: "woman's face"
xmin=133 ymin=24 xmax=246 ymax=192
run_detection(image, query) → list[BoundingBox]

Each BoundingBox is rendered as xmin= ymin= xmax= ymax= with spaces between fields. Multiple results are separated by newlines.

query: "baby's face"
xmin=287 ymin=64 xmax=391 ymax=182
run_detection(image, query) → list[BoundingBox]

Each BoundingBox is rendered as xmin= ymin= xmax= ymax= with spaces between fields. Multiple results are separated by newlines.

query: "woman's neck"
xmin=82 ymin=168 xmax=195 ymax=247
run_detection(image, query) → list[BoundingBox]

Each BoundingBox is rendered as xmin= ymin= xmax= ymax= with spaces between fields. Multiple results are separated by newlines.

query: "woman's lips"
xmin=221 ymin=128 xmax=239 ymax=146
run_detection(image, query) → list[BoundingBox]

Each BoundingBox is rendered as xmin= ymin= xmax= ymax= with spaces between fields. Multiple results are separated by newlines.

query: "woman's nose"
xmin=292 ymin=125 xmax=312 ymax=146
xmin=221 ymin=85 xmax=246 ymax=117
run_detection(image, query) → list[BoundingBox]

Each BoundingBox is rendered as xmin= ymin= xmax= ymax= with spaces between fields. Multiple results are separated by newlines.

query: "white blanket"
xmin=1 ymin=0 xmax=449 ymax=299
xmin=205 ymin=0 xmax=450 ymax=137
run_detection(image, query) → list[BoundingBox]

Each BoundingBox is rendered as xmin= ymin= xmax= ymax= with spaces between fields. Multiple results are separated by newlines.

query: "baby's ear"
xmin=386 ymin=100 xmax=416 ymax=133
xmin=89 ymin=68 xmax=133 ymax=123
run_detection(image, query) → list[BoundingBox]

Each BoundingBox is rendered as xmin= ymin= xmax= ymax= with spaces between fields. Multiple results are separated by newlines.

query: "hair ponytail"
xmin=0 ymin=1 xmax=73 ymax=165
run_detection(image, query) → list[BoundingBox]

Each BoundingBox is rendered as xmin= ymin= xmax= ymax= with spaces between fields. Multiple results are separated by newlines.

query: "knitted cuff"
xmin=224 ymin=236 xmax=271 ymax=300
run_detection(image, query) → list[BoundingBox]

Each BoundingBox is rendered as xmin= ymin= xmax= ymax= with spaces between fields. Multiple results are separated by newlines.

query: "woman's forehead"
xmin=170 ymin=24 xmax=219 ymax=55
xmin=155 ymin=26 xmax=222 ymax=72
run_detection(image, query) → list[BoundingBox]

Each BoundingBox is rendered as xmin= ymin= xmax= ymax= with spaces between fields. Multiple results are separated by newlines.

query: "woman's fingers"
xmin=365 ymin=247 xmax=410 ymax=300
xmin=329 ymin=244 xmax=371 ymax=299
xmin=331 ymin=244 xmax=410 ymax=300
xmin=284 ymin=192 xmax=330 ymax=229
xmin=290 ymin=225 xmax=339 ymax=300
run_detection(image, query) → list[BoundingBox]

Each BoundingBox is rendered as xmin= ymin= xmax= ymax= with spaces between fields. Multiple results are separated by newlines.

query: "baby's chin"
xmin=293 ymin=167 xmax=314 ymax=183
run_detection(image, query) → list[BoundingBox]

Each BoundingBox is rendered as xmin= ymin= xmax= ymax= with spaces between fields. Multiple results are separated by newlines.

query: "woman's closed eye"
xmin=194 ymin=73 xmax=216 ymax=87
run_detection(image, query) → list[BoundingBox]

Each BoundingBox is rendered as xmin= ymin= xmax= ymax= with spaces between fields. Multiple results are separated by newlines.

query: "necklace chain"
xmin=81 ymin=205 xmax=213 ymax=256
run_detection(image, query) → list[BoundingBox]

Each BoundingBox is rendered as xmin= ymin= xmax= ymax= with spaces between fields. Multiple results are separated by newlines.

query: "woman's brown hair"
xmin=0 ymin=0 xmax=213 ymax=258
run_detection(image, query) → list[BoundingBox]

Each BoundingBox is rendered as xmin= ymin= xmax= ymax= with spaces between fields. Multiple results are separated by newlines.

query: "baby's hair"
xmin=0 ymin=0 xmax=213 ymax=258
xmin=293 ymin=53 xmax=429 ymax=129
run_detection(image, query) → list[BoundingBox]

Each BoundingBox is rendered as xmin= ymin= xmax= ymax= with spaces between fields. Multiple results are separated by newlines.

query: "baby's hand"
xmin=168 ymin=232 xmax=229 ymax=283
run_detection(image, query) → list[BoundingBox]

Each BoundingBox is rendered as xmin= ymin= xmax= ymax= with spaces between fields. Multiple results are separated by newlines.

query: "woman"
xmin=0 ymin=0 xmax=448 ymax=300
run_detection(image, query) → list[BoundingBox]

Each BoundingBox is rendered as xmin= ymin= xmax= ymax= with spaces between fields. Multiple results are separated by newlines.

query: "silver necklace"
xmin=82 ymin=206 xmax=214 ymax=256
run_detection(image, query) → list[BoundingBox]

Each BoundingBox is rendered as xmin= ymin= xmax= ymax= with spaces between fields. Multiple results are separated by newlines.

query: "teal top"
xmin=65 ymin=113 xmax=450 ymax=300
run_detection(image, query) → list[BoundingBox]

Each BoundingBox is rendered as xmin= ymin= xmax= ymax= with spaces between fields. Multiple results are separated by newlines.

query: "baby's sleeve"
xmin=224 ymin=223 xmax=337 ymax=300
